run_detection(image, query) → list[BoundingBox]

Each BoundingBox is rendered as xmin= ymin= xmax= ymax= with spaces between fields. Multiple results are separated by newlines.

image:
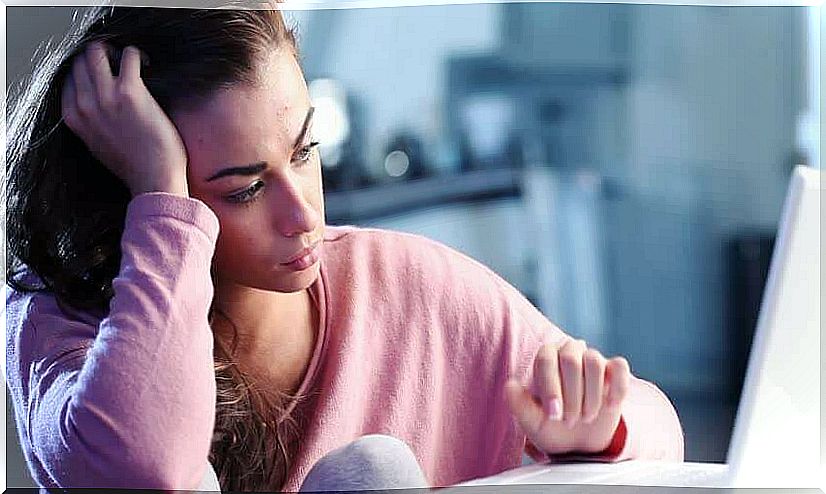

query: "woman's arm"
xmin=19 ymin=193 xmax=219 ymax=489
xmin=489 ymin=268 xmax=685 ymax=464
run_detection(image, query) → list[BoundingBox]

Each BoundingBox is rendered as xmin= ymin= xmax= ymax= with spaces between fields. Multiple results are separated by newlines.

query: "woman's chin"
xmin=266 ymin=262 xmax=321 ymax=293
xmin=214 ymin=256 xmax=321 ymax=293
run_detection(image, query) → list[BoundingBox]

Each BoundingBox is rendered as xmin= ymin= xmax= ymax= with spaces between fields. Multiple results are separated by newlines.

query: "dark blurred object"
xmin=379 ymin=131 xmax=428 ymax=182
xmin=537 ymin=97 xmax=568 ymax=166
xmin=324 ymin=168 xmax=520 ymax=224
xmin=509 ymin=127 xmax=546 ymax=169
xmin=504 ymin=131 xmax=527 ymax=169
xmin=539 ymin=98 xmax=567 ymax=123
xmin=727 ymin=231 xmax=776 ymax=400
xmin=445 ymin=54 xmax=625 ymax=172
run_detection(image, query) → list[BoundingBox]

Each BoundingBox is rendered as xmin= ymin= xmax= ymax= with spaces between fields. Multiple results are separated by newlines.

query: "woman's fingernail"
xmin=546 ymin=398 xmax=563 ymax=421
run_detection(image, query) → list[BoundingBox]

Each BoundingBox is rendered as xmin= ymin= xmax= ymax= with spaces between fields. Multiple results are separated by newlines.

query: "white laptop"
xmin=445 ymin=165 xmax=822 ymax=490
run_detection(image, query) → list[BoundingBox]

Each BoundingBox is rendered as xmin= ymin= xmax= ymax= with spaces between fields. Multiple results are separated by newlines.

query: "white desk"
xmin=439 ymin=460 xmax=824 ymax=492
xmin=438 ymin=460 xmax=732 ymax=492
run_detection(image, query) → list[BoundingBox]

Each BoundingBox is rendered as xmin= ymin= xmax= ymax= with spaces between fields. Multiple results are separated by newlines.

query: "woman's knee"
xmin=300 ymin=434 xmax=428 ymax=492
xmin=343 ymin=434 xmax=417 ymax=461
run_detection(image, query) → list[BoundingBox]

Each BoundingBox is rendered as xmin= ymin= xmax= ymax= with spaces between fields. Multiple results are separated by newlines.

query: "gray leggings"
xmin=197 ymin=434 xmax=431 ymax=492
xmin=298 ymin=434 xmax=431 ymax=493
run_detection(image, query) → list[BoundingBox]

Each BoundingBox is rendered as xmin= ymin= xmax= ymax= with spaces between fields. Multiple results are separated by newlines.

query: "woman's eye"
xmin=293 ymin=141 xmax=320 ymax=164
xmin=226 ymin=180 xmax=264 ymax=204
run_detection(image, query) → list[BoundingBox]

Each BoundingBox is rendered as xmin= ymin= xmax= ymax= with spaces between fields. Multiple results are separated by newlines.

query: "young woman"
xmin=5 ymin=3 xmax=684 ymax=492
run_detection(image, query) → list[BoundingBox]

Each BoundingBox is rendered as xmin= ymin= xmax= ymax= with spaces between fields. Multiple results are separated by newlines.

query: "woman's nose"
xmin=272 ymin=178 xmax=320 ymax=238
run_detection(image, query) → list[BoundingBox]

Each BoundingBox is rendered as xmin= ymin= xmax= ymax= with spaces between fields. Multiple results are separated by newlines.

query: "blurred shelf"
xmin=325 ymin=168 xmax=523 ymax=223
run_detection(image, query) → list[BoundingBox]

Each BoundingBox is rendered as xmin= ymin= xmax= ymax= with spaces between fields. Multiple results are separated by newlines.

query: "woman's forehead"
xmin=172 ymin=50 xmax=310 ymax=180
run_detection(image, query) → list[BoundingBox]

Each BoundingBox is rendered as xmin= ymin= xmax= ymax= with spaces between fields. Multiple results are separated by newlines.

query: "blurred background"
xmin=5 ymin=2 xmax=822 ymax=487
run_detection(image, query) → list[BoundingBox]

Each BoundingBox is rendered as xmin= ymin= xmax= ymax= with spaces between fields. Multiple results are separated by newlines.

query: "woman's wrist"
xmin=126 ymin=190 xmax=220 ymax=241
xmin=545 ymin=415 xmax=627 ymax=458
xmin=130 ymin=176 xmax=189 ymax=198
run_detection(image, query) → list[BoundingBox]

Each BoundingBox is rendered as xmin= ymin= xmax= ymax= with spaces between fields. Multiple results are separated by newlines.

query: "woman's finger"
xmin=558 ymin=339 xmax=586 ymax=428
xmin=119 ymin=45 xmax=144 ymax=84
xmin=505 ymin=379 xmax=544 ymax=436
xmin=71 ymin=50 xmax=96 ymax=119
xmin=60 ymin=73 xmax=80 ymax=131
xmin=581 ymin=348 xmax=606 ymax=423
xmin=533 ymin=343 xmax=563 ymax=421
xmin=85 ymin=41 xmax=115 ymax=106
xmin=605 ymin=357 xmax=631 ymax=408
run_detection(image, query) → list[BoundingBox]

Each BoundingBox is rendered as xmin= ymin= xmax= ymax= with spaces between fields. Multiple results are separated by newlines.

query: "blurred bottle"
xmin=457 ymin=92 xmax=516 ymax=172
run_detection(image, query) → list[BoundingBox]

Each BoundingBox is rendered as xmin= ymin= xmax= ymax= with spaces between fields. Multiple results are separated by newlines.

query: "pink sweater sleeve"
xmin=21 ymin=193 xmax=220 ymax=489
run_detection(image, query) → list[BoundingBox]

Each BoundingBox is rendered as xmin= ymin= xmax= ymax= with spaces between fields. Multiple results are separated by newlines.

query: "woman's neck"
xmin=211 ymin=281 xmax=319 ymax=395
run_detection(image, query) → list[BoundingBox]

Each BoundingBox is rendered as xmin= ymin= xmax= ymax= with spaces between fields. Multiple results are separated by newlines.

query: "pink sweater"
xmin=4 ymin=192 xmax=684 ymax=491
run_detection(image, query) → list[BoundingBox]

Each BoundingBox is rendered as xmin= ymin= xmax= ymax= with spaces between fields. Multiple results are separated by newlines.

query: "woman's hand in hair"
xmin=61 ymin=41 xmax=190 ymax=198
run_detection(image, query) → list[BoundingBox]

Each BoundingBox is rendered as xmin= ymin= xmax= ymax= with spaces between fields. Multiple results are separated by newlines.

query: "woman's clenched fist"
xmin=505 ymin=339 xmax=631 ymax=456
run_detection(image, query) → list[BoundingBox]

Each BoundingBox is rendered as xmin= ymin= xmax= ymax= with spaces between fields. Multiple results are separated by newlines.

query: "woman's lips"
xmin=281 ymin=243 xmax=320 ymax=271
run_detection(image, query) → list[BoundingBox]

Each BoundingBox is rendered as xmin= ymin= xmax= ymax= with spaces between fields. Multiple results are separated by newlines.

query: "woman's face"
xmin=171 ymin=48 xmax=325 ymax=294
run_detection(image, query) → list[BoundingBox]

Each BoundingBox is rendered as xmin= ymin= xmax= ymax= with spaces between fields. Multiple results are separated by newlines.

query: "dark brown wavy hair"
xmin=5 ymin=2 xmax=308 ymax=491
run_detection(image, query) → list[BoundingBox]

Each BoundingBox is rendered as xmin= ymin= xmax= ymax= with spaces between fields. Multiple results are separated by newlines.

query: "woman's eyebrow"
xmin=292 ymin=106 xmax=315 ymax=150
xmin=205 ymin=106 xmax=315 ymax=183
xmin=206 ymin=162 xmax=267 ymax=182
